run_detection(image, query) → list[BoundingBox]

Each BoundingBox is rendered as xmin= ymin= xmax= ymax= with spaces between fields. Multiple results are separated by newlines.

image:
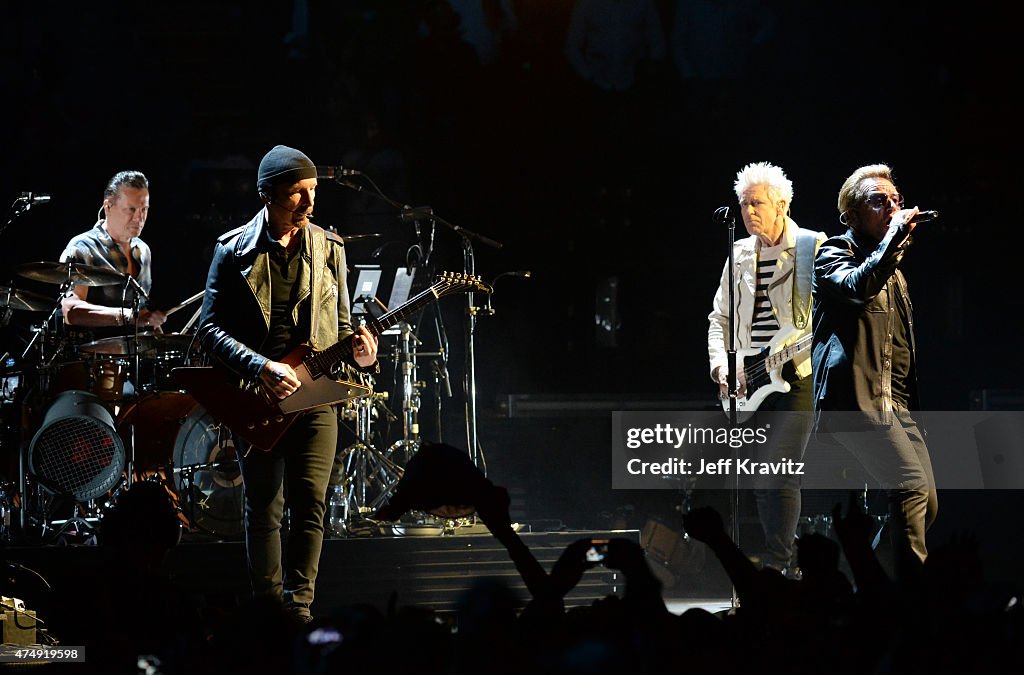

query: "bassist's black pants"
xmin=750 ymin=373 xmax=813 ymax=570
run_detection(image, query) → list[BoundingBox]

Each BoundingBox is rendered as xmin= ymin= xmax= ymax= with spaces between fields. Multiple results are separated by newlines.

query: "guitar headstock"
xmin=434 ymin=271 xmax=493 ymax=296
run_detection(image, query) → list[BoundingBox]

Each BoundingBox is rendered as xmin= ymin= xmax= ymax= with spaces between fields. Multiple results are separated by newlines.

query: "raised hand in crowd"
xmin=832 ymin=492 xmax=892 ymax=596
xmin=549 ymin=538 xmax=593 ymax=600
xmin=683 ymin=506 xmax=759 ymax=601
xmin=604 ymin=537 xmax=665 ymax=614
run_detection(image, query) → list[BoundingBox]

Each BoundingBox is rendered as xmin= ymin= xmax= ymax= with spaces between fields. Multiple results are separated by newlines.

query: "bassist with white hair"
xmin=706 ymin=161 xmax=825 ymax=573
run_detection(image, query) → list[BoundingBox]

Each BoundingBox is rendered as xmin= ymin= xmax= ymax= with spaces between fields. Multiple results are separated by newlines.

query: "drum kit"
xmin=1 ymin=260 xmax=243 ymax=542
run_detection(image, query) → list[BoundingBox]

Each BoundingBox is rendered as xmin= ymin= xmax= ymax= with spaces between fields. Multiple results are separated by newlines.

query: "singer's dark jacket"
xmin=811 ymin=222 xmax=920 ymax=428
xmin=198 ymin=209 xmax=360 ymax=381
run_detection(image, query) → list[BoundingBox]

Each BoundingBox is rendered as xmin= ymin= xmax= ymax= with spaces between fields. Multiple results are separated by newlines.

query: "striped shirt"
xmin=750 ymin=243 xmax=783 ymax=345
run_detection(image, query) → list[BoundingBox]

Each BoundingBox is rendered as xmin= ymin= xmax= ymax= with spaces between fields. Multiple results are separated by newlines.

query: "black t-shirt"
xmin=265 ymin=238 xmax=310 ymax=361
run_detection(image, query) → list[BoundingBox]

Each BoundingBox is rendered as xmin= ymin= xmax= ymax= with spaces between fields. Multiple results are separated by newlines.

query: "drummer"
xmin=59 ymin=170 xmax=167 ymax=334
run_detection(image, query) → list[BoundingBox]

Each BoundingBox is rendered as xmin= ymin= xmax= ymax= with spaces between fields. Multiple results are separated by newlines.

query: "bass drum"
xmin=117 ymin=393 xmax=243 ymax=539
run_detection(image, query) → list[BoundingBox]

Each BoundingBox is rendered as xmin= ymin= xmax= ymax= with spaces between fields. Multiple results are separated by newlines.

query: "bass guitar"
xmin=719 ymin=330 xmax=812 ymax=423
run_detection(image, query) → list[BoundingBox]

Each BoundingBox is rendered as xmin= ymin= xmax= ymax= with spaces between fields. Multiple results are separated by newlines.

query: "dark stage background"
xmin=2 ymin=1 xmax=1022 ymax=581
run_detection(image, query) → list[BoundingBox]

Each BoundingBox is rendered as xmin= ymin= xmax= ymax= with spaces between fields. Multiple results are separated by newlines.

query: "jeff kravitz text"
xmin=626 ymin=456 xmax=805 ymax=476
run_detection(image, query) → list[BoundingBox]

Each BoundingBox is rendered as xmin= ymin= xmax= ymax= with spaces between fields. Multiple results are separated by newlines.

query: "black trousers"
xmin=237 ymin=406 xmax=337 ymax=615
xmin=749 ymin=375 xmax=813 ymax=569
xmin=831 ymin=405 xmax=938 ymax=580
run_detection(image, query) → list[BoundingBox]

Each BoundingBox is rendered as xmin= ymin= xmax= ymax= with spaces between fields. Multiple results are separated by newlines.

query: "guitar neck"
xmin=763 ymin=334 xmax=813 ymax=372
xmin=304 ymin=283 xmax=441 ymax=377
xmin=367 ymin=285 xmax=441 ymax=337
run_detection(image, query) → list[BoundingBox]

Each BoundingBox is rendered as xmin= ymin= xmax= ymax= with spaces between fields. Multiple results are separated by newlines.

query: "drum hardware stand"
xmin=387 ymin=321 xmax=423 ymax=466
xmin=19 ymin=280 xmax=69 ymax=364
xmin=44 ymin=502 xmax=100 ymax=544
xmin=115 ymin=274 xmax=154 ymax=485
xmin=15 ymin=289 xmax=68 ymax=536
xmin=332 ymin=389 xmax=405 ymax=534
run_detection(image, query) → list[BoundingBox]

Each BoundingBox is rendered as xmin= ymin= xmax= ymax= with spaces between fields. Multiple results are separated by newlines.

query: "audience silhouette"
xmin=22 ymin=474 xmax=1023 ymax=674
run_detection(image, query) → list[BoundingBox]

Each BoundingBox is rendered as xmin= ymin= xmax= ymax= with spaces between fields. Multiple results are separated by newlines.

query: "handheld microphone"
xmin=317 ymin=165 xmax=361 ymax=179
xmin=909 ymin=210 xmax=939 ymax=224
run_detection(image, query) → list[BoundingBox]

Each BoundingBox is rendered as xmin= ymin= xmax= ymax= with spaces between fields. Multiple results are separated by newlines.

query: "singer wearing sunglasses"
xmin=811 ymin=164 xmax=938 ymax=583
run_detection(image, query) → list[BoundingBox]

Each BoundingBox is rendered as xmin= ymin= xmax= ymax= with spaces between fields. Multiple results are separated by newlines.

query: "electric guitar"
xmin=719 ymin=330 xmax=812 ymax=422
xmin=172 ymin=272 xmax=491 ymax=450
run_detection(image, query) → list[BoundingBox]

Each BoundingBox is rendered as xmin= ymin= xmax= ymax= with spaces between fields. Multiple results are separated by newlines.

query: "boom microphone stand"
xmin=331 ymin=171 xmax=502 ymax=471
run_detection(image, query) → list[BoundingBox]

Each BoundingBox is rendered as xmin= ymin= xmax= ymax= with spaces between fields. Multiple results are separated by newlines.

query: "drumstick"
xmin=164 ymin=290 xmax=205 ymax=317
xmin=181 ymin=304 xmax=203 ymax=333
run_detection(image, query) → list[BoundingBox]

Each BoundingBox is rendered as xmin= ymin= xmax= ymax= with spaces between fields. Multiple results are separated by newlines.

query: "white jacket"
xmin=707 ymin=217 xmax=826 ymax=381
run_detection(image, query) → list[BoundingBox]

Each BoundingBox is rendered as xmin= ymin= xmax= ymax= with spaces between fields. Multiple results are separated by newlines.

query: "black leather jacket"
xmin=811 ymin=222 xmax=920 ymax=427
xmin=198 ymin=210 xmax=357 ymax=381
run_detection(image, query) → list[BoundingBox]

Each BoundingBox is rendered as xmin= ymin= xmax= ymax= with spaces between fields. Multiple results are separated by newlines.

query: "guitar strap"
xmin=308 ymin=224 xmax=324 ymax=347
xmin=791 ymin=229 xmax=816 ymax=330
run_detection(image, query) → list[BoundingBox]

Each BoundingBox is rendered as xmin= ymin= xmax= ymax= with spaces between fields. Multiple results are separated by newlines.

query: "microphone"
xmin=909 ymin=210 xmax=939 ymax=224
xmin=271 ymin=200 xmax=298 ymax=213
xmin=317 ymin=165 xmax=361 ymax=179
xmin=21 ymin=192 xmax=51 ymax=205
xmin=399 ymin=206 xmax=434 ymax=221
xmin=268 ymin=199 xmax=314 ymax=219
xmin=714 ymin=206 xmax=733 ymax=225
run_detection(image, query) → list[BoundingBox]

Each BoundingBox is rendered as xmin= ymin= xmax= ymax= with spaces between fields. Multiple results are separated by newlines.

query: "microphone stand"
xmin=715 ymin=205 xmax=741 ymax=610
xmin=332 ymin=174 xmax=503 ymax=472
xmin=399 ymin=212 xmax=502 ymax=473
xmin=1 ymin=194 xmax=39 ymax=238
xmin=462 ymin=239 xmax=482 ymax=470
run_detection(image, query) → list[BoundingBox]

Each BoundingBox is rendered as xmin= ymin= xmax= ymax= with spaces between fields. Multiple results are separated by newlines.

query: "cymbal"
xmin=0 ymin=285 xmax=52 ymax=312
xmin=78 ymin=332 xmax=194 ymax=356
xmin=14 ymin=261 xmax=126 ymax=287
xmin=342 ymin=233 xmax=383 ymax=243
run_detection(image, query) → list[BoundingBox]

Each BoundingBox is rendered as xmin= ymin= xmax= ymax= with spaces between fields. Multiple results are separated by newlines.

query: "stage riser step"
xmin=2 ymin=530 xmax=637 ymax=617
